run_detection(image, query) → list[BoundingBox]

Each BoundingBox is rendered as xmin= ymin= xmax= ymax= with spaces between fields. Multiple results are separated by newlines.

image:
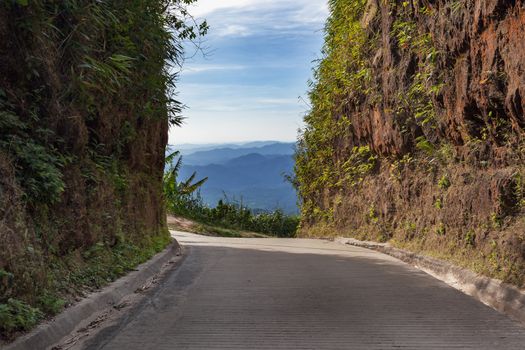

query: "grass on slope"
xmin=167 ymin=216 xmax=269 ymax=238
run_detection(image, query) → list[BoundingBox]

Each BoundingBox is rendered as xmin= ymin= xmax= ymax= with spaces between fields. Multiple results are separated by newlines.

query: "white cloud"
xmin=256 ymin=98 xmax=298 ymax=105
xmin=216 ymin=24 xmax=252 ymax=37
xmin=170 ymin=1 xmax=326 ymax=144
xmin=182 ymin=64 xmax=247 ymax=74
xmin=189 ymin=0 xmax=329 ymax=38
xmin=290 ymin=3 xmax=329 ymax=24
xmin=178 ymin=83 xmax=305 ymax=114
xmin=189 ymin=0 xmax=253 ymax=17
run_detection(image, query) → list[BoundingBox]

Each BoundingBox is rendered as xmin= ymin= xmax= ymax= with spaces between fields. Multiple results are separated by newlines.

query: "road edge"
xmin=2 ymin=240 xmax=182 ymax=350
xmin=335 ymin=237 xmax=525 ymax=327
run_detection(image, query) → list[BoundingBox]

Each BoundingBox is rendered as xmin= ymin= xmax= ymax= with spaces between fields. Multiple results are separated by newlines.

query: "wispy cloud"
xmin=216 ymin=24 xmax=252 ymax=37
xmin=189 ymin=0 xmax=254 ymax=17
xmin=256 ymin=98 xmax=298 ymax=106
xmin=190 ymin=0 xmax=328 ymax=38
xmin=183 ymin=64 xmax=247 ymax=74
xmin=171 ymin=1 xmax=327 ymax=144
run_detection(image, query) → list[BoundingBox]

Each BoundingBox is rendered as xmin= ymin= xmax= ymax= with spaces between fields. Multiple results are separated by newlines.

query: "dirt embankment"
xmin=297 ymin=0 xmax=525 ymax=287
xmin=0 ymin=2 xmax=172 ymax=339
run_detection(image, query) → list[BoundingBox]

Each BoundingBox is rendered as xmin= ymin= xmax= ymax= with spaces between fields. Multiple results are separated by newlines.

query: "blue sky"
xmin=169 ymin=0 xmax=328 ymax=145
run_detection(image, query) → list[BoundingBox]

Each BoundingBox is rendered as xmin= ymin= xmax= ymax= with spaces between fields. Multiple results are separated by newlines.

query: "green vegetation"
xmin=436 ymin=222 xmax=446 ymax=236
xmin=490 ymin=212 xmax=502 ymax=229
xmin=164 ymin=151 xmax=209 ymax=214
xmin=438 ymin=175 xmax=451 ymax=190
xmin=164 ymin=153 xmax=299 ymax=238
xmin=169 ymin=219 xmax=270 ymax=239
xmin=190 ymin=224 xmax=267 ymax=238
xmin=0 ymin=234 xmax=169 ymax=336
xmin=415 ymin=137 xmax=435 ymax=155
xmin=296 ymin=0 xmax=446 ymax=227
xmin=57 ymin=235 xmax=170 ymax=291
xmin=295 ymin=0 xmax=525 ymax=288
xmin=0 ymin=0 xmax=207 ymax=207
xmin=172 ymin=196 xmax=299 ymax=238
xmin=295 ymin=0 xmax=377 ymax=225
xmin=0 ymin=300 xmax=42 ymax=335
xmin=0 ymin=0 xmax=206 ymax=339
xmin=464 ymin=230 xmax=476 ymax=247
xmin=393 ymin=12 xmax=442 ymax=129
xmin=0 ymin=92 xmax=66 ymax=204
xmin=368 ymin=204 xmax=379 ymax=224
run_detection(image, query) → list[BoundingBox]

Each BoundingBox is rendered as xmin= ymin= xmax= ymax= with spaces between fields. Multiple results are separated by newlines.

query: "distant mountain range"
xmin=169 ymin=141 xmax=298 ymax=214
xmin=181 ymin=142 xmax=295 ymax=166
xmin=176 ymin=141 xmax=282 ymax=155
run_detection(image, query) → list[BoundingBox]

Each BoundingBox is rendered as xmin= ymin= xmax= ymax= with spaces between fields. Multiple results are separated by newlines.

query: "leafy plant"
xmin=163 ymin=150 xmax=208 ymax=213
xmin=168 ymin=193 xmax=299 ymax=238
xmin=436 ymin=222 xmax=446 ymax=236
xmin=0 ymin=94 xmax=65 ymax=204
xmin=295 ymin=0 xmax=376 ymax=223
xmin=0 ymin=0 xmax=207 ymax=338
xmin=37 ymin=291 xmax=65 ymax=315
xmin=368 ymin=204 xmax=379 ymax=224
xmin=0 ymin=299 xmax=43 ymax=334
xmin=438 ymin=175 xmax=451 ymax=190
xmin=465 ymin=230 xmax=476 ymax=247
xmin=415 ymin=136 xmax=435 ymax=155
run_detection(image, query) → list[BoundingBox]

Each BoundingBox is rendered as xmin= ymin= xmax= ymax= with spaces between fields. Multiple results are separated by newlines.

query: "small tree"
xmin=163 ymin=151 xmax=208 ymax=213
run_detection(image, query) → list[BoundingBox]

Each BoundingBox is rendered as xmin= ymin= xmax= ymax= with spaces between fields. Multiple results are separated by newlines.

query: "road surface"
xmin=83 ymin=231 xmax=525 ymax=349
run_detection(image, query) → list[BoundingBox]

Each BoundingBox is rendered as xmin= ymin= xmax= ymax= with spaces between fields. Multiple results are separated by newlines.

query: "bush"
xmin=168 ymin=195 xmax=299 ymax=238
xmin=37 ymin=292 xmax=65 ymax=315
xmin=0 ymin=299 xmax=43 ymax=335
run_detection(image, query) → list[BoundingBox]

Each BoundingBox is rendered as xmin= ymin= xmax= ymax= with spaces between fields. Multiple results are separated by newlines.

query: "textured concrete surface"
xmin=84 ymin=232 xmax=525 ymax=350
xmin=336 ymin=237 xmax=525 ymax=326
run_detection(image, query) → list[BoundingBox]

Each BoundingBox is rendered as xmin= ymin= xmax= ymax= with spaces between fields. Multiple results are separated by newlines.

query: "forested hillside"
xmin=296 ymin=0 xmax=525 ymax=287
xmin=0 ymin=0 xmax=204 ymax=338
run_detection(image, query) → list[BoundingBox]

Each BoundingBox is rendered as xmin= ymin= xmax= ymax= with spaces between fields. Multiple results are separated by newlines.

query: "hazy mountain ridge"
xmin=174 ymin=142 xmax=298 ymax=214
xmin=176 ymin=141 xmax=282 ymax=155
xmin=180 ymin=142 xmax=295 ymax=166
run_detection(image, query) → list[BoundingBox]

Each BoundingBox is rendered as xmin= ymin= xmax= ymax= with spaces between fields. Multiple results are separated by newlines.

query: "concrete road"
xmin=84 ymin=232 xmax=525 ymax=349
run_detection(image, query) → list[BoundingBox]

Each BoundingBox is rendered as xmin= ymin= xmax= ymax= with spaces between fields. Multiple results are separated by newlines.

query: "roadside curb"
xmin=2 ymin=240 xmax=182 ymax=350
xmin=335 ymin=237 xmax=525 ymax=327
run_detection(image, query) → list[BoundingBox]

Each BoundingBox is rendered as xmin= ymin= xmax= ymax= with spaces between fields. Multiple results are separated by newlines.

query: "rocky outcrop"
xmin=344 ymin=0 xmax=525 ymax=156
xmin=297 ymin=0 xmax=525 ymax=286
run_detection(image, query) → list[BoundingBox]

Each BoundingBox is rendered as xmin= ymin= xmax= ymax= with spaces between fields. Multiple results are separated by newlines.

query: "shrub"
xmin=0 ymin=299 xmax=43 ymax=335
xmin=168 ymin=194 xmax=299 ymax=238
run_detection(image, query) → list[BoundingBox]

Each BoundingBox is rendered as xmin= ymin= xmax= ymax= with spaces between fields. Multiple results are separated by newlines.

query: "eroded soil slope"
xmin=297 ymin=0 xmax=525 ymax=286
xmin=0 ymin=1 xmax=181 ymax=339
